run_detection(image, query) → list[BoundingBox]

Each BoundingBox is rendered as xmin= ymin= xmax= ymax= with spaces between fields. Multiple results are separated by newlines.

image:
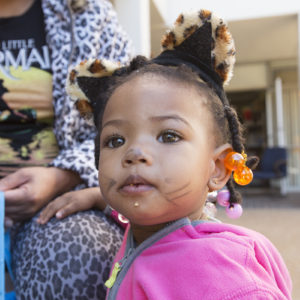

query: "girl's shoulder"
xmin=147 ymin=221 xmax=292 ymax=299
xmin=162 ymin=219 xmax=270 ymax=246
xmin=134 ymin=221 xmax=292 ymax=299
xmin=174 ymin=221 xmax=287 ymax=269
xmin=153 ymin=219 xmax=278 ymax=257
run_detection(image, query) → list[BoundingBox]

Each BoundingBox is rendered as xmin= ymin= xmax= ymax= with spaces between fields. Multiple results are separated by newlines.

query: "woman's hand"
xmin=0 ymin=167 xmax=81 ymax=222
xmin=37 ymin=187 xmax=106 ymax=224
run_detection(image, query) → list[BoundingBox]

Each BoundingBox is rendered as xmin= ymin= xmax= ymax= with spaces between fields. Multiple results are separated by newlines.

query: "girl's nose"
xmin=122 ymin=148 xmax=153 ymax=167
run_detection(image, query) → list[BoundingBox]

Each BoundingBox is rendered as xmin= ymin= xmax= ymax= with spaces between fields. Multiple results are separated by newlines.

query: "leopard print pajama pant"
xmin=11 ymin=210 xmax=123 ymax=300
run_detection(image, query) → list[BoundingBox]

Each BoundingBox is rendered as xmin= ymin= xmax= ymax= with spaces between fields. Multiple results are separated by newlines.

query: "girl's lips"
xmin=120 ymin=184 xmax=154 ymax=195
xmin=119 ymin=174 xmax=154 ymax=195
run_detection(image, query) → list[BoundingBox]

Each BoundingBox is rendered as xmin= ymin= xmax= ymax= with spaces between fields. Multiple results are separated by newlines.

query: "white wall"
xmin=225 ymin=63 xmax=268 ymax=92
xmin=113 ymin=0 xmax=151 ymax=57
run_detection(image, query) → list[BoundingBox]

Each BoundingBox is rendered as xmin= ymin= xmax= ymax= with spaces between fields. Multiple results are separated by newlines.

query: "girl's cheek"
xmin=99 ymin=154 xmax=110 ymax=170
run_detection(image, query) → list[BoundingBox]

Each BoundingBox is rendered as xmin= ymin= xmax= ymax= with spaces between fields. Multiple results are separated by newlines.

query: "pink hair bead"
xmin=217 ymin=189 xmax=230 ymax=207
xmin=226 ymin=203 xmax=243 ymax=219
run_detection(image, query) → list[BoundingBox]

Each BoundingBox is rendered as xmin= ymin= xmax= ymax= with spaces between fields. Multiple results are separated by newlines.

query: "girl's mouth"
xmin=119 ymin=175 xmax=154 ymax=195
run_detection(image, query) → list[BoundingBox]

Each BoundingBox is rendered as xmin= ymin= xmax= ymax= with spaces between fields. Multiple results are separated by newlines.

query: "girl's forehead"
xmin=110 ymin=75 xmax=205 ymax=106
xmin=116 ymin=73 xmax=191 ymax=93
xmin=102 ymin=75 xmax=213 ymax=129
xmin=106 ymin=76 xmax=204 ymax=113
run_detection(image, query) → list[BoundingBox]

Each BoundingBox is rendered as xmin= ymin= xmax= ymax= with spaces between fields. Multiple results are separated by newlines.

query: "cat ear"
xmin=160 ymin=9 xmax=235 ymax=86
xmin=66 ymin=59 xmax=122 ymax=120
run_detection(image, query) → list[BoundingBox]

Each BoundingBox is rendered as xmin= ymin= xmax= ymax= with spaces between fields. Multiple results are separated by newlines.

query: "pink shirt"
xmin=106 ymin=218 xmax=292 ymax=300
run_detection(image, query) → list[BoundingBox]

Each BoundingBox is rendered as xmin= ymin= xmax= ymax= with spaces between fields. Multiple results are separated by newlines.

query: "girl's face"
xmin=99 ymin=75 xmax=229 ymax=226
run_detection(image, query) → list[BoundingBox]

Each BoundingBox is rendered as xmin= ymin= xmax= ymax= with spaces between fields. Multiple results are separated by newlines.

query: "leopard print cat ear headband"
xmin=66 ymin=8 xmax=236 ymax=121
xmin=153 ymin=9 xmax=235 ymax=101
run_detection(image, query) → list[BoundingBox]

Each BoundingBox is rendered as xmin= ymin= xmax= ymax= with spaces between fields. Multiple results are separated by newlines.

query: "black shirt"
xmin=0 ymin=0 xmax=58 ymax=177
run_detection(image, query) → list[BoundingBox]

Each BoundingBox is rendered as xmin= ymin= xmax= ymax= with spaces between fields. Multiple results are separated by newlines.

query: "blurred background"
xmin=110 ymin=0 xmax=300 ymax=298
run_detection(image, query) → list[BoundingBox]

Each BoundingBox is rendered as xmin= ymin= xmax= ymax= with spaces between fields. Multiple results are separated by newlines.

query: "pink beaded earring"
xmin=217 ymin=189 xmax=243 ymax=219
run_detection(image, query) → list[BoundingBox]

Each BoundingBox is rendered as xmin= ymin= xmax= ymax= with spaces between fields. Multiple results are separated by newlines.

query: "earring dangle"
xmin=205 ymin=191 xmax=218 ymax=218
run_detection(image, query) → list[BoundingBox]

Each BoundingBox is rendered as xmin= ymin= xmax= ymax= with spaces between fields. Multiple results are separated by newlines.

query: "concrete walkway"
xmin=218 ymin=190 xmax=300 ymax=300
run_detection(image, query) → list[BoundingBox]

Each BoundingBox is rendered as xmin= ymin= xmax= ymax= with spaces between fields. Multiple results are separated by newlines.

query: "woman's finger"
xmin=37 ymin=197 xmax=68 ymax=224
xmin=55 ymin=201 xmax=82 ymax=220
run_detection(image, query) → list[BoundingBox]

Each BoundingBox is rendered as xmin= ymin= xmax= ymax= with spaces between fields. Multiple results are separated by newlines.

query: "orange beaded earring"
xmin=224 ymin=151 xmax=253 ymax=185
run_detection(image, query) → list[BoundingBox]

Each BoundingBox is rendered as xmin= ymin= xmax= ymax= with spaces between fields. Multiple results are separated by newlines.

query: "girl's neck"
xmin=131 ymin=223 xmax=170 ymax=246
xmin=131 ymin=213 xmax=206 ymax=246
xmin=0 ymin=0 xmax=34 ymax=18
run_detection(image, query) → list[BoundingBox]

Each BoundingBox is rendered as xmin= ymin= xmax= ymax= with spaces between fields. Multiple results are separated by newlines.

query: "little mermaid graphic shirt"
xmin=0 ymin=0 xmax=58 ymax=178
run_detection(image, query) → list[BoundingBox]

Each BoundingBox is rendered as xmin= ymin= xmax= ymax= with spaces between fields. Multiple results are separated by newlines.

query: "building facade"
xmin=111 ymin=0 xmax=300 ymax=192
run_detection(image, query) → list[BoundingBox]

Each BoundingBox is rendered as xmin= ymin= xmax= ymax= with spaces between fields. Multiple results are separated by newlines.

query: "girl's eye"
xmin=104 ymin=135 xmax=125 ymax=148
xmin=158 ymin=130 xmax=182 ymax=143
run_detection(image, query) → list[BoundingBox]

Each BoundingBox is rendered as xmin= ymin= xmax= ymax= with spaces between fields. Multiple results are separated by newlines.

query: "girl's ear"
xmin=208 ymin=143 xmax=232 ymax=192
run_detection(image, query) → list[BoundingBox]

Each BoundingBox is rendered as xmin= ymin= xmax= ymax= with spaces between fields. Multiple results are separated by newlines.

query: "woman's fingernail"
xmin=56 ymin=211 xmax=63 ymax=218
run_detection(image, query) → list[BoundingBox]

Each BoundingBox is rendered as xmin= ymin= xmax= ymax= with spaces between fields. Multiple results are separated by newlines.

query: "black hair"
xmin=94 ymin=55 xmax=259 ymax=207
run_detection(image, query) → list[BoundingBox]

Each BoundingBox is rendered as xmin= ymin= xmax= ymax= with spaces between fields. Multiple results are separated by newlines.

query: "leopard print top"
xmin=43 ymin=0 xmax=132 ymax=187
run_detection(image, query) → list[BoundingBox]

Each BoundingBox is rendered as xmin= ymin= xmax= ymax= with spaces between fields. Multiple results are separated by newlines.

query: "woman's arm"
xmin=45 ymin=0 xmax=132 ymax=188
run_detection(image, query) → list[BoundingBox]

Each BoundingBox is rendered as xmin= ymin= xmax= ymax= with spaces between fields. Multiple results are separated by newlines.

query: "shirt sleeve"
xmin=48 ymin=0 xmax=133 ymax=187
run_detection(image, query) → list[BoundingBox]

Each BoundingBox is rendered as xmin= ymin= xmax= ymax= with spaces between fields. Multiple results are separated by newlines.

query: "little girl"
xmin=67 ymin=9 xmax=292 ymax=300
